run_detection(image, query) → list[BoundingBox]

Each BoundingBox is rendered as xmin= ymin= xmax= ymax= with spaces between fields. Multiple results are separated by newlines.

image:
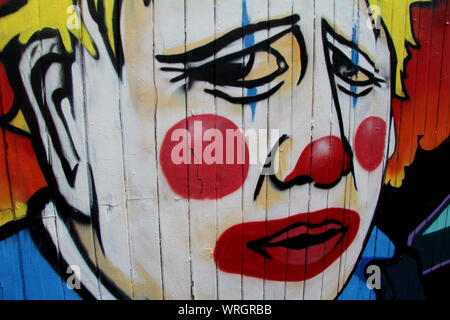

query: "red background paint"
xmin=386 ymin=2 xmax=450 ymax=186
xmin=354 ymin=117 xmax=387 ymax=172
xmin=160 ymin=114 xmax=249 ymax=200
xmin=0 ymin=60 xmax=46 ymax=216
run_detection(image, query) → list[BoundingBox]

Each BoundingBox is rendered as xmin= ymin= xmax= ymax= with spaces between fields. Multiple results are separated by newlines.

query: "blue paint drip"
xmin=351 ymin=24 xmax=359 ymax=108
xmin=242 ymin=0 xmax=257 ymax=120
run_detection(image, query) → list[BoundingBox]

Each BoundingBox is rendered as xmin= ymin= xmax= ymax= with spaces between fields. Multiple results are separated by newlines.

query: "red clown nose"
xmin=284 ymin=136 xmax=351 ymax=186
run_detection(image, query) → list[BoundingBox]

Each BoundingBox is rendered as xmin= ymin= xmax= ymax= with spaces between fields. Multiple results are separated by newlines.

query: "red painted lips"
xmin=214 ymin=208 xmax=360 ymax=281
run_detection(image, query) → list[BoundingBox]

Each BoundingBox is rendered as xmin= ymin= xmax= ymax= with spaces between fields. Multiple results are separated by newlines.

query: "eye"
xmin=200 ymin=45 xmax=291 ymax=104
xmin=156 ymin=14 xmax=307 ymax=105
xmin=322 ymin=20 xmax=385 ymax=98
xmin=188 ymin=45 xmax=288 ymax=90
xmin=330 ymin=46 xmax=374 ymax=87
xmin=333 ymin=49 xmax=363 ymax=80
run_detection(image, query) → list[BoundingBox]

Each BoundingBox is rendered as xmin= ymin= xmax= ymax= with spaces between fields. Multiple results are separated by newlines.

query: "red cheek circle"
xmin=354 ymin=116 xmax=387 ymax=172
xmin=160 ymin=114 xmax=249 ymax=200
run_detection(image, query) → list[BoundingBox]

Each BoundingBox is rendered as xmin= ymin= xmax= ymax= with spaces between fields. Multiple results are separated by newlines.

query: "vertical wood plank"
xmin=284 ymin=0 xmax=315 ymax=300
xmin=240 ymin=0 xmax=268 ymax=300
xmin=330 ymin=0 xmax=359 ymax=299
xmin=214 ymin=0 xmax=246 ymax=300
xmin=0 ymin=12 xmax=21 ymax=300
xmin=80 ymin=1 xmax=133 ymax=299
xmin=264 ymin=0 xmax=294 ymax=300
xmin=184 ymin=0 xmax=218 ymax=300
xmin=414 ymin=0 xmax=448 ymax=297
xmin=336 ymin=0 xmax=395 ymax=299
xmin=10 ymin=0 xmax=68 ymax=299
xmin=37 ymin=0 xmax=113 ymax=299
xmin=0 ymin=233 xmax=26 ymax=299
xmin=119 ymin=1 xmax=163 ymax=300
xmin=120 ymin=1 xmax=159 ymax=300
xmin=334 ymin=0 xmax=360 ymax=299
xmin=154 ymin=0 xmax=192 ymax=300
xmin=301 ymin=0 xmax=334 ymax=300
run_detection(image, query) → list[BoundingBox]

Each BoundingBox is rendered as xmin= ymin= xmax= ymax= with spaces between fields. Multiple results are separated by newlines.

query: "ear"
xmin=18 ymin=36 xmax=93 ymax=219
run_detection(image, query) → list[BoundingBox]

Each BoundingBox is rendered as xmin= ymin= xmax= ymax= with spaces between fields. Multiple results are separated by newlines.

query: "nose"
xmin=284 ymin=136 xmax=351 ymax=187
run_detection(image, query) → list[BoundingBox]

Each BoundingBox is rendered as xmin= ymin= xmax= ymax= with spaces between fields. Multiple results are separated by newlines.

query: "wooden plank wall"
xmin=0 ymin=0 xmax=448 ymax=300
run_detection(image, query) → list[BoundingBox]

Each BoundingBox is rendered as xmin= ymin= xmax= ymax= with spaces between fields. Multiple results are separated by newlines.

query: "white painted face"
xmin=22 ymin=0 xmax=394 ymax=299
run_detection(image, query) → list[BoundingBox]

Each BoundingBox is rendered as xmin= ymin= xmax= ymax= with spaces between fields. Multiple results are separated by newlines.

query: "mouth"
xmin=214 ymin=208 xmax=360 ymax=281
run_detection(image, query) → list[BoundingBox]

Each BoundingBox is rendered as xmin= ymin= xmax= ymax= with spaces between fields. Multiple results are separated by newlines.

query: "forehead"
xmin=122 ymin=0 xmax=375 ymax=48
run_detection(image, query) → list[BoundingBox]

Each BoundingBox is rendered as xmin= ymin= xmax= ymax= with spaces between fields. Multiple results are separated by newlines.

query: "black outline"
xmin=247 ymin=219 xmax=347 ymax=260
xmin=87 ymin=0 xmax=124 ymax=77
xmin=321 ymin=19 xmax=358 ymax=190
xmin=0 ymin=0 xmax=27 ymax=18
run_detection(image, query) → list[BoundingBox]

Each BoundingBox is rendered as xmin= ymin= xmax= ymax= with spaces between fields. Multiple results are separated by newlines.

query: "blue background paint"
xmin=0 ymin=229 xmax=81 ymax=300
xmin=338 ymin=226 xmax=395 ymax=300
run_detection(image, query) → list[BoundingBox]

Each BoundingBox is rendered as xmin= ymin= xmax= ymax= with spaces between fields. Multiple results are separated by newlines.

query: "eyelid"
xmin=328 ymin=45 xmax=376 ymax=87
xmin=325 ymin=37 xmax=375 ymax=74
xmin=337 ymin=85 xmax=373 ymax=98
xmin=156 ymin=14 xmax=300 ymax=64
xmin=197 ymin=26 xmax=294 ymax=70
xmin=167 ymin=25 xmax=292 ymax=69
xmin=322 ymin=19 xmax=379 ymax=72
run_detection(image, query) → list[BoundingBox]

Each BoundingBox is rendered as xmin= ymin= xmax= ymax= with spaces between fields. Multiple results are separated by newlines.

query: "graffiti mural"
xmin=0 ymin=0 xmax=448 ymax=300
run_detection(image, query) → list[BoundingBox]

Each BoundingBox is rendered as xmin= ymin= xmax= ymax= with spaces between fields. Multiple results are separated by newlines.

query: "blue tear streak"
xmin=351 ymin=24 xmax=359 ymax=108
xmin=242 ymin=0 xmax=257 ymax=120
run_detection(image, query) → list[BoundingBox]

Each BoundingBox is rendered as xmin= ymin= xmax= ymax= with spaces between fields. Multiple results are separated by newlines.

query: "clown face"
xmin=19 ymin=0 xmax=394 ymax=299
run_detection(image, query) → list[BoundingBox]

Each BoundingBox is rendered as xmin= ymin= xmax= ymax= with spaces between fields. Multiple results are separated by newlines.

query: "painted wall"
xmin=0 ymin=0 xmax=448 ymax=300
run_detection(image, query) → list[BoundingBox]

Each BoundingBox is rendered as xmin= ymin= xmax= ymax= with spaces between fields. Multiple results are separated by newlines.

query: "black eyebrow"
xmin=321 ymin=19 xmax=378 ymax=72
xmin=156 ymin=14 xmax=300 ymax=64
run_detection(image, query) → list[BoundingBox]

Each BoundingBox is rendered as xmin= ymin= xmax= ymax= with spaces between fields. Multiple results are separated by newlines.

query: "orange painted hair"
xmin=385 ymin=0 xmax=449 ymax=187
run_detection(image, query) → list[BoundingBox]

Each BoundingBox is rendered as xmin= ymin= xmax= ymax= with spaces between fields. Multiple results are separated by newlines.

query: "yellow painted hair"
xmin=0 ymin=0 xmax=118 ymax=58
xmin=367 ymin=0 xmax=433 ymax=98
